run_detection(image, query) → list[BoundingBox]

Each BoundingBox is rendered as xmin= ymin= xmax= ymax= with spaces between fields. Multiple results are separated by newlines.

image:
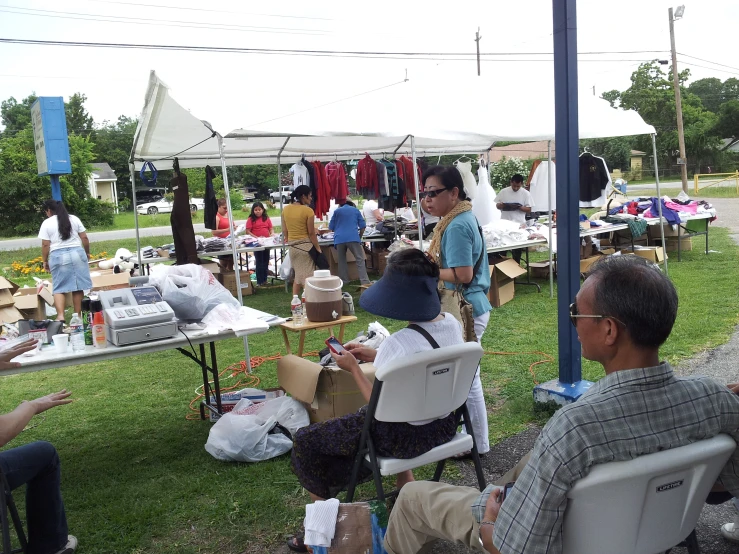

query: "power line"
xmin=678 ymin=61 xmax=739 ymax=78
xmin=678 ymin=53 xmax=739 ymax=73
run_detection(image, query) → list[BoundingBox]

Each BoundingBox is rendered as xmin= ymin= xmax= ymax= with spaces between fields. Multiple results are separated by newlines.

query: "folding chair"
xmin=562 ymin=434 xmax=736 ymax=554
xmin=345 ymin=342 xmax=486 ymax=502
xmin=0 ymin=469 xmax=27 ymax=554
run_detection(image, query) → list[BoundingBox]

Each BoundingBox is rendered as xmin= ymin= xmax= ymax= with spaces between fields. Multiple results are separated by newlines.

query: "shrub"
xmin=74 ymin=197 xmax=115 ymax=228
xmin=490 ymin=156 xmax=529 ymax=190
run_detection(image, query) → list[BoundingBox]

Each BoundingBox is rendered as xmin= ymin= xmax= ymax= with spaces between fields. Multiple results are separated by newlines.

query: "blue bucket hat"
xmin=359 ymin=267 xmax=441 ymax=321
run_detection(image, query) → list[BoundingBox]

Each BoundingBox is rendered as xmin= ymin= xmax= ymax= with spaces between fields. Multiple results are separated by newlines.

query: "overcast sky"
xmin=1 ymin=0 xmax=737 ymax=133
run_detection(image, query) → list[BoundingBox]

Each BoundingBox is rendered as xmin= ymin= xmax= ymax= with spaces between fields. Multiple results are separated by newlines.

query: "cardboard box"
xmin=655 ymin=237 xmax=693 ymax=252
xmin=13 ymin=287 xmax=54 ymax=320
xmin=208 ymin=387 xmax=285 ymax=422
xmin=326 ymin=246 xmax=366 ymax=281
xmin=0 ymin=306 xmax=24 ymax=324
xmin=620 ymin=246 xmax=666 ymax=264
xmin=579 ymin=255 xmax=603 ymax=274
xmin=200 ymin=262 xmax=221 ymax=276
xmin=648 ymin=224 xmax=686 ymax=239
xmin=0 ymin=277 xmax=19 ymax=308
xmin=488 ymin=258 xmax=527 ymax=308
xmin=218 ymin=271 xmax=254 ymax=297
xmin=529 ymin=261 xmax=551 ymax=279
xmin=91 ymin=272 xmax=130 ymax=291
xmin=277 ymin=355 xmax=376 ymax=423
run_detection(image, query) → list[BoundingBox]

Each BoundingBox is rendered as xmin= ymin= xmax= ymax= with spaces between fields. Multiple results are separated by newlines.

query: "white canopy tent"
xmin=129 ymin=70 xmax=665 ymax=359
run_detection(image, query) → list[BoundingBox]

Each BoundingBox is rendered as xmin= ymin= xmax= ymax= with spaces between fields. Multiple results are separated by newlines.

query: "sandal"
xmin=286 ymin=534 xmax=308 ymax=553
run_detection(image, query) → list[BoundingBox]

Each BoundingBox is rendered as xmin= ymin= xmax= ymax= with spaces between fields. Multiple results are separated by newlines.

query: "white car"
xmin=137 ymin=198 xmax=204 ymax=215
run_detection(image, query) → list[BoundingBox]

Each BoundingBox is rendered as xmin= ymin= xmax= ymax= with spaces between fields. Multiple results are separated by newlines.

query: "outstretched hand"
xmin=0 ymin=339 xmax=39 ymax=370
xmin=26 ymin=390 xmax=73 ymax=415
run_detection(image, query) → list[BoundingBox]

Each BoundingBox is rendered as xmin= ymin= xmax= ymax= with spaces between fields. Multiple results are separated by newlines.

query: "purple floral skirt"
xmin=290 ymin=406 xmax=457 ymax=499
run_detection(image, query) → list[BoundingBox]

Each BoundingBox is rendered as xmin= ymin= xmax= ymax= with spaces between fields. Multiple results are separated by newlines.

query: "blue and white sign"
xmin=30 ymin=97 xmax=71 ymax=176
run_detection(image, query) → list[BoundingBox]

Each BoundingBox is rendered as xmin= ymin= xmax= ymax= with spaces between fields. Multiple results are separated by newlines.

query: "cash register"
xmin=97 ymin=286 xmax=177 ymax=346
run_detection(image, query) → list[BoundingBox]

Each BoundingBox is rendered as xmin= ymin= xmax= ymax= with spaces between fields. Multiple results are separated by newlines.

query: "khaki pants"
xmin=383 ymin=451 xmax=532 ymax=554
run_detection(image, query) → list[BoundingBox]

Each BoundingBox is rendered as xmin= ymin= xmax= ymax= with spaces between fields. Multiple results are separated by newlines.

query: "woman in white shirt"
xmin=362 ymin=198 xmax=383 ymax=226
xmin=39 ymin=200 xmax=92 ymax=321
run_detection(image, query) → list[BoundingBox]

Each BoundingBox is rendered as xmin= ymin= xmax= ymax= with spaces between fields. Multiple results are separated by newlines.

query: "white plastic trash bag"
xmin=279 ymin=253 xmax=292 ymax=280
xmin=205 ymin=396 xmax=310 ymax=462
xmin=149 ymin=264 xmax=239 ymax=320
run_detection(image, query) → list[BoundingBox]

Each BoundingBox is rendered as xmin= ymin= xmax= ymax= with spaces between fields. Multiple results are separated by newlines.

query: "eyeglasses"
xmin=569 ymin=302 xmax=625 ymax=327
xmin=419 ymin=188 xmax=449 ymax=199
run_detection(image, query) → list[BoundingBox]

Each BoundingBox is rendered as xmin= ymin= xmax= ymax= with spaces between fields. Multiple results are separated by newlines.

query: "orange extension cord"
xmin=188 ymin=350 xmax=552 ymax=420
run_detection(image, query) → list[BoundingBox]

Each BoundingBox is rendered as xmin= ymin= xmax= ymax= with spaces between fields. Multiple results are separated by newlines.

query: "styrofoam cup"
xmin=52 ymin=334 xmax=69 ymax=353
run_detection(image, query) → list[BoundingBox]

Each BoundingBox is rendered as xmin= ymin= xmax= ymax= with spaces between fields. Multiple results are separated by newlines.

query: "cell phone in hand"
xmin=499 ymin=481 xmax=515 ymax=503
xmin=325 ymin=337 xmax=347 ymax=354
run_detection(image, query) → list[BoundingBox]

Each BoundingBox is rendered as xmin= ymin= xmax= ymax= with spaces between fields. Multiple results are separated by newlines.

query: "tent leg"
xmin=651 ymin=133 xmax=669 ymax=276
xmin=547 ymin=140 xmax=554 ymax=299
xmin=411 ymin=136 xmax=422 ymax=249
xmin=130 ymin=163 xmax=141 ymax=264
xmin=217 ymin=134 xmax=252 ymax=370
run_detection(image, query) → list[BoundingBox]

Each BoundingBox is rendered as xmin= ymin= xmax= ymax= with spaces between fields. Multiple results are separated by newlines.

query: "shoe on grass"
xmin=53 ymin=535 xmax=77 ymax=554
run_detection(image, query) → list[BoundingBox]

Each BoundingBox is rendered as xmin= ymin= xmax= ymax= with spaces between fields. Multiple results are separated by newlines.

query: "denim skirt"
xmin=49 ymin=247 xmax=93 ymax=294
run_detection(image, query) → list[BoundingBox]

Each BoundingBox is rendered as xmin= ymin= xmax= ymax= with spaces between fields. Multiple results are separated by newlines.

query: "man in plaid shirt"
xmin=384 ymin=255 xmax=739 ymax=554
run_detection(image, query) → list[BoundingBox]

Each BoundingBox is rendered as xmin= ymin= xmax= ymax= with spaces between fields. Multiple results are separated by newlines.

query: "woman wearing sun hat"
xmin=287 ymin=248 xmax=463 ymax=552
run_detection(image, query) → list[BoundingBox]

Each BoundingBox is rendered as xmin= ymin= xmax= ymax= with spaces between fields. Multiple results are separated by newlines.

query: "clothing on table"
xmin=253 ymin=249 xmax=270 ymax=285
xmin=528 ymin=160 xmax=556 ymax=213
xmin=170 ymin=172 xmax=199 ymax=265
xmin=325 ymin=161 xmax=349 ymax=204
xmin=203 ymin=165 xmax=218 ymax=230
xmin=329 ymin=204 xmax=366 ymax=245
xmin=494 ymin=187 xmax=534 ymax=226
xmin=38 ymin=215 xmax=86 ymax=252
xmin=282 ymin=203 xmax=314 ymax=241
xmin=246 ymin=216 xmax=273 ymax=238
xmin=492 ymin=363 xmax=739 ymax=554
xmin=0 ymin=441 xmax=70 ymax=554
xmin=287 ymin=239 xmax=317 ymax=285
xmin=472 ymin=162 xmax=501 ymax=226
xmin=362 ymin=199 xmax=382 ymax=226
xmin=290 ymin=313 xmax=464 ymax=498
xmin=290 ymin=162 xmax=310 ymax=188
xmin=455 ymin=160 xmax=478 ymax=201
xmin=421 ymin=205 xmax=440 ymax=228
xmin=48 ymin=247 xmax=92 ymax=295
xmin=335 ymin=242 xmax=370 ymax=285
xmin=643 ymin=197 xmax=681 ymax=225
xmin=440 ymin=211 xmax=492 ymax=318
xmin=356 ymin=154 xmax=379 ymax=199
xmin=578 ymin=153 xmax=610 ymax=207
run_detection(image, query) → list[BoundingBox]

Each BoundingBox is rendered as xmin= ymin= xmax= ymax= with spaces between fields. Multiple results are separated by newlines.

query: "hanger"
xmin=454 ymin=155 xmax=474 ymax=165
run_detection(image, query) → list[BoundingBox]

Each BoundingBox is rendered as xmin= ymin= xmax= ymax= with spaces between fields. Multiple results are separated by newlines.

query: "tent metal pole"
xmin=651 ymin=133 xmax=669 ymax=275
xmin=547 ymin=140 xmax=554 ymax=298
xmin=217 ymin=134 xmax=252 ymax=370
xmin=393 ymin=135 xmax=411 ymax=155
xmin=277 ymin=138 xmax=290 ymax=215
xmin=411 ymin=136 xmax=422 ymax=249
xmin=129 ymin=163 xmax=141 ymax=263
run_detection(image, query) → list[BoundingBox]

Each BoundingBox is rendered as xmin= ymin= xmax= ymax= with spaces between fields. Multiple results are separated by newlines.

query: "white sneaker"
xmin=721 ymin=501 xmax=739 ymax=544
xmin=53 ymin=535 xmax=78 ymax=554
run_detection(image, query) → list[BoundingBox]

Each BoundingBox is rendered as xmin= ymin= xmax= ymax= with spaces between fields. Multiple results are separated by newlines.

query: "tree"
xmin=722 ymin=78 xmax=739 ymax=104
xmin=581 ymin=137 xmax=634 ymax=172
xmin=94 ymin=115 xmax=138 ymax=198
xmin=687 ymin=77 xmax=723 ymax=113
xmin=65 ymin=93 xmax=94 ymax=139
xmin=0 ymin=94 xmax=37 ymax=138
xmin=716 ymin=100 xmax=739 ymax=149
xmin=601 ymin=90 xmax=620 ymax=108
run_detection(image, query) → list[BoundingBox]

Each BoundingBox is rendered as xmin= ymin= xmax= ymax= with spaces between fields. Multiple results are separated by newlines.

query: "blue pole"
xmin=534 ymin=0 xmax=592 ymax=404
xmin=50 ymin=175 xmax=62 ymax=201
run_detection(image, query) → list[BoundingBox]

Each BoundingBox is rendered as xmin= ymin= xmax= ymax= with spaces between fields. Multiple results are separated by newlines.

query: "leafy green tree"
xmin=65 ymin=93 xmax=95 ymax=139
xmin=723 ymin=78 xmax=739 ymax=103
xmin=716 ymin=100 xmax=739 ymax=149
xmin=601 ymin=90 xmax=620 ymax=108
xmin=0 ymin=94 xmax=37 ymax=138
xmin=581 ymin=137 xmax=634 ymax=172
xmin=687 ymin=77 xmax=724 ymax=113
xmin=94 ymin=115 xmax=138 ymax=197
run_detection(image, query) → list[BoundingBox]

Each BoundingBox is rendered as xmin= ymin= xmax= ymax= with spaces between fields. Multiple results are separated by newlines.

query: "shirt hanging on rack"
xmin=312 ymin=160 xmax=331 ymax=219
xmin=325 ymin=161 xmax=349 ymax=204
xmin=455 ymin=160 xmax=478 ymax=201
xmin=579 ymin=152 xmax=610 ymax=207
xmin=356 ymin=155 xmax=379 ymax=199
xmin=290 ymin=162 xmax=310 ymax=189
xmin=529 ymin=160 xmax=556 ymax=213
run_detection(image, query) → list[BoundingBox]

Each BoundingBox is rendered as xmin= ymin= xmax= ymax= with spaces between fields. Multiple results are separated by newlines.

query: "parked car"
xmin=242 ymin=187 xmax=258 ymax=201
xmin=136 ymin=197 xmax=204 ymax=215
xmin=132 ymin=188 xmax=166 ymax=205
xmin=270 ymin=186 xmax=293 ymax=204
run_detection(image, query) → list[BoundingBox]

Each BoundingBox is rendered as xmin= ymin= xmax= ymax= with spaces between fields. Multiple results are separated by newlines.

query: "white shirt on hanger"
xmin=289 ymin=163 xmax=309 ymax=189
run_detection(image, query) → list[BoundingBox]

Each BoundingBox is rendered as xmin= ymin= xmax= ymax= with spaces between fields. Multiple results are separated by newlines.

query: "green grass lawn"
xmin=0 ymin=229 xmax=738 ymax=552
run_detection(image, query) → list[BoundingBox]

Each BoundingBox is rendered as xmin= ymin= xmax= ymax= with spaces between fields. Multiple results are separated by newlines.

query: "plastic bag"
xmin=149 ymin=264 xmax=239 ymax=320
xmin=204 ymin=396 xmax=310 ymax=462
xmin=279 ymin=252 xmax=293 ymax=280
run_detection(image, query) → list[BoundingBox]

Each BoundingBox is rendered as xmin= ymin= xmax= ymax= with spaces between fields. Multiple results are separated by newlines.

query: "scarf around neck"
xmin=427 ymin=200 xmax=473 ymax=264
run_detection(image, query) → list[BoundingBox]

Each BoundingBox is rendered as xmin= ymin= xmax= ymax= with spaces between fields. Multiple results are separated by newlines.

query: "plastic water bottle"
xmin=69 ymin=313 xmax=85 ymax=352
xmin=291 ymin=295 xmax=304 ymax=326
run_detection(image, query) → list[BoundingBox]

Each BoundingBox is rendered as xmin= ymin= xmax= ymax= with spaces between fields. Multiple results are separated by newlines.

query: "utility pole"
xmin=475 ymin=28 xmax=482 ymax=76
xmin=669 ymin=6 xmax=689 ymax=193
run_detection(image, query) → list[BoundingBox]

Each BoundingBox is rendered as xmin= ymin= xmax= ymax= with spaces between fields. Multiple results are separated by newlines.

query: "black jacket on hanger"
xmin=170 ymin=163 xmax=199 ymax=265
xmin=203 ymin=165 xmax=218 ymax=230
xmin=579 ymin=153 xmax=609 ymax=202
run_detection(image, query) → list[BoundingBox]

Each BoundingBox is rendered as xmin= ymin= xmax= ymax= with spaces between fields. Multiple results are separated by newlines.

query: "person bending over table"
xmin=0 ymin=339 xmax=77 ymax=554
xmin=286 ymin=249 xmax=463 ymax=552
xmin=494 ymin=174 xmax=534 ymax=265
xmin=328 ymin=200 xmax=370 ymax=285
xmin=282 ymin=185 xmax=321 ymax=297
xmin=383 ymin=255 xmax=739 ymax=554
xmin=423 ymin=165 xmax=491 ymax=457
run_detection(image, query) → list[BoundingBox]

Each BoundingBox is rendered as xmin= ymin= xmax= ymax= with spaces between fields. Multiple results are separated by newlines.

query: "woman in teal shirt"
xmin=423 ymin=165 xmax=491 ymax=455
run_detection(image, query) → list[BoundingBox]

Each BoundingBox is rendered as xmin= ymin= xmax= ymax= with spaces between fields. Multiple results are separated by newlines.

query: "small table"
xmin=280 ymin=315 xmax=358 ymax=357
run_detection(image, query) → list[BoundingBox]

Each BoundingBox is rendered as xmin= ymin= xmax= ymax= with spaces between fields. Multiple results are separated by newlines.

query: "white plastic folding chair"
xmin=345 ymin=342 xmax=486 ymax=502
xmin=562 ymin=434 xmax=736 ymax=554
